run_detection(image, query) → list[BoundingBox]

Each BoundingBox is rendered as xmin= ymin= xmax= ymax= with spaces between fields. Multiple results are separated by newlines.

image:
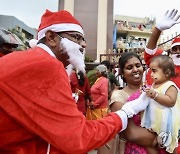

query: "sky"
xmin=0 ymin=0 xmax=180 ymax=41
xmin=0 ymin=0 xmax=59 ymax=28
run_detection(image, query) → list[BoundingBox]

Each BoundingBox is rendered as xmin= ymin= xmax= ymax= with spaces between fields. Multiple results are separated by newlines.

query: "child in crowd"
xmin=141 ymin=55 xmax=180 ymax=153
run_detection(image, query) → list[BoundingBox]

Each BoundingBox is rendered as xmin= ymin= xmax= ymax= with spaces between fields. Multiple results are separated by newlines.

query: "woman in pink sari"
xmin=110 ymin=52 xmax=167 ymax=154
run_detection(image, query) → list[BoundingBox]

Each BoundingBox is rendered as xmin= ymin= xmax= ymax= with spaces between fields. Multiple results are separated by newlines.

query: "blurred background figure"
xmin=87 ymin=64 xmax=110 ymax=154
xmin=0 ymin=27 xmax=24 ymax=57
xmin=70 ymin=69 xmax=92 ymax=116
xmin=87 ymin=64 xmax=109 ymax=120
xmin=114 ymin=66 xmax=125 ymax=89
xmin=101 ymin=60 xmax=120 ymax=92
xmin=87 ymin=67 xmax=99 ymax=87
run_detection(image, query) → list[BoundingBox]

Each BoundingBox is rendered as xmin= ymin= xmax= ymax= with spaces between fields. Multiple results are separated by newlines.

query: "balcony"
xmin=116 ymin=21 xmax=153 ymax=34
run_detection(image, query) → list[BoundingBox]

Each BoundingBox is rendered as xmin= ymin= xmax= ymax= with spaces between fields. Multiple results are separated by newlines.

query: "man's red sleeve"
xmin=144 ymin=47 xmax=163 ymax=66
xmin=144 ymin=52 xmax=153 ymax=66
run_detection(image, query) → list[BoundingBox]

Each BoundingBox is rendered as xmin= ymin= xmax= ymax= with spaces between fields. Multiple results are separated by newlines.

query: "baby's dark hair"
xmin=150 ymin=55 xmax=175 ymax=78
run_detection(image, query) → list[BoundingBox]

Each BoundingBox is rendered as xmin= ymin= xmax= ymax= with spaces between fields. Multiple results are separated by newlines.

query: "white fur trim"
xmin=29 ymin=39 xmax=38 ymax=48
xmin=37 ymin=43 xmax=56 ymax=58
xmin=145 ymin=46 xmax=158 ymax=55
xmin=171 ymin=42 xmax=180 ymax=48
xmin=38 ymin=23 xmax=84 ymax=40
xmin=115 ymin=110 xmax=128 ymax=131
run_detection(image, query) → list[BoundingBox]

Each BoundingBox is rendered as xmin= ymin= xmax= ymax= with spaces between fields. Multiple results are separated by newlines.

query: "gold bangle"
xmin=153 ymin=92 xmax=159 ymax=99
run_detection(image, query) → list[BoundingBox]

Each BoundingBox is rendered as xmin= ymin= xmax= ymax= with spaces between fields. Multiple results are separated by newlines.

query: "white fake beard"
xmin=171 ymin=54 xmax=180 ymax=66
xmin=60 ymin=38 xmax=86 ymax=75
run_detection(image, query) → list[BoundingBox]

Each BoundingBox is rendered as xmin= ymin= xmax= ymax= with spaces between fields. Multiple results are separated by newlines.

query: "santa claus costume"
xmin=0 ymin=9 xmax=150 ymax=154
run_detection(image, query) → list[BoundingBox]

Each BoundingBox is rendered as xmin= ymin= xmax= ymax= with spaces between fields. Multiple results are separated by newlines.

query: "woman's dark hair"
xmin=77 ymin=71 xmax=85 ymax=86
xmin=150 ymin=55 xmax=175 ymax=78
xmin=119 ymin=52 xmax=142 ymax=83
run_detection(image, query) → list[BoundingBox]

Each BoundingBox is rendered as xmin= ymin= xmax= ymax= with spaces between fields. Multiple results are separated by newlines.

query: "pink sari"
xmin=125 ymin=91 xmax=147 ymax=154
xmin=125 ymin=91 xmax=167 ymax=154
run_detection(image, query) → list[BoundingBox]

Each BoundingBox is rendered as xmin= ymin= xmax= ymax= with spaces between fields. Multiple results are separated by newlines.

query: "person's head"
xmin=0 ymin=29 xmax=21 ymax=56
xmin=150 ymin=55 xmax=175 ymax=84
xmin=119 ymin=52 xmax=143 ymax=85
xmin=0 ymin=42 xmax=17 ymax=55
xmin=95 ymin=64 xmax=108 ymax=78
xmin=170 ymin=37 xmax=180 ymax=66
xmin=36 ymin=10 xmax=86 ymax=74
xmin=101 ymin=60 xmax=110 ymax=70
xmin=76 ymin=70 xmax=85 ymax=86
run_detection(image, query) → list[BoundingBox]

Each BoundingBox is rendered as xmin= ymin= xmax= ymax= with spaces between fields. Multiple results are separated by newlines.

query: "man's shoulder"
xmin=17 ymin=47 xmax=57 ymax=63
xmin=0 ymin=48 xmax=62 ymax=76
xmin=7 ymin=47 xmax=50 ymax=59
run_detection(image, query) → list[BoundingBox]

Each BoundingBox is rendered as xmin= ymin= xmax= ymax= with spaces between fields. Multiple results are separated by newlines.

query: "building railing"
xmin=158 ymin=33 xmax=180 ymax=47
xmin=100 ymin=53 xmax=122 ymax=65
xmin=100 ymin=34 xmax=180 ymax=66
xmin=116 ymin=38 xmax=146 ymax=51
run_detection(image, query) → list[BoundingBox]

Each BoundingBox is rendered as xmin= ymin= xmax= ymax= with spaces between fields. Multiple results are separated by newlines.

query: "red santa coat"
xmin=0 ymin=47 xmax=123 ymax=154
xmin=0 ymin=52 xmax=4 ymax=57
xmin=144 ymin=49 xmax=180 ymax=88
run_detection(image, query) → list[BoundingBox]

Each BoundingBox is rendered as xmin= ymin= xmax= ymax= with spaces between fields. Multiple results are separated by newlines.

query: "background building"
xmin=113 ymin=15 xmax=156 ymax=57
xmin=58 ymin=0 xmax=114 ymax=62
xmin=0 ymin=15 xmax=36 ymax=46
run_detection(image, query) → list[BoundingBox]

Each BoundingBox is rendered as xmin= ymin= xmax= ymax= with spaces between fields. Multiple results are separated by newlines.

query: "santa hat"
xmin=37 ymin=9 xmax=84 ymax=40
xmin=171 ymin=37 xmax=180 ymax=48
xmin=29 ymin=39 xmax=38 ymax=48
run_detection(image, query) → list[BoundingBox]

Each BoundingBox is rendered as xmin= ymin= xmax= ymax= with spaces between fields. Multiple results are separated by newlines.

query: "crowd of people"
xmin=0 ymin=7 xmax=180 ymax=154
